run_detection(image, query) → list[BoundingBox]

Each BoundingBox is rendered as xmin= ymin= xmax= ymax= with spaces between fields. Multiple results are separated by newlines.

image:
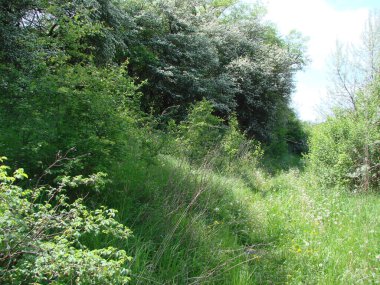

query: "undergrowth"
xmin=96 ymin=154 xmax=379 ymax=284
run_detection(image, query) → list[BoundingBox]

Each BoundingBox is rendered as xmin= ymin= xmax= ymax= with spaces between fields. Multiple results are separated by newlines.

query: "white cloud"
xmin=245 ymin=0 xmax=370 ymax=121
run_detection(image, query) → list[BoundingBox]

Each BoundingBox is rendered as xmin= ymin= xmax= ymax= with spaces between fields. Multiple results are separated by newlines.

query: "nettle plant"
xmin=0 ymin=157 xmax=132 ymax=284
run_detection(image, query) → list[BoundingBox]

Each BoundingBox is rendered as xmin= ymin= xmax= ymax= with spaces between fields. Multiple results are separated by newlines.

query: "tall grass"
xmin=251 ymin=170 xmax=379 ymax=284
xmin=90 ymin=153 xmax=379 ymax=284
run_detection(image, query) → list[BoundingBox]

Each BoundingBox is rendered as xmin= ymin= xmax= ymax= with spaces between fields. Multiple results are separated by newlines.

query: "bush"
xmin=307 ymin=79 xmax=380 ymax=191
xmin=0 ymin=157 xmax=132 ymax=284
xmin=218 ymin=115 xmax=263 ymax=175
xmin=176 ymin=99 xmax=225 ymax=162
xmin=0 ymin=62 xmax=144 ymax=177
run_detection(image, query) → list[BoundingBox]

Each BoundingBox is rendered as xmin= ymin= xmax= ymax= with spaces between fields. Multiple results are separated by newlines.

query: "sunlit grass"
xmin=97 ymin=155 xmax=379 ymax=284
xmin=251 ymin=170 xmax=380 ymax=284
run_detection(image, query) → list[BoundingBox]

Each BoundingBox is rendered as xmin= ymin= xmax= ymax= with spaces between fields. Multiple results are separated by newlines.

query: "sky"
xmin=245 ymin=0 xmax=379 ymax=121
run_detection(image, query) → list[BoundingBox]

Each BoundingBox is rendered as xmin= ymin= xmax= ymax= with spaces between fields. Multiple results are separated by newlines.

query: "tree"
xmin=329 ymin=10 xmax=380 ymax=111
xmin=0 ymin=0 xmax=144 ymax=176
xmin=308 ymin=77 xmax=380 ymax=191
xmin=316 ymin=10 xmax=380 ymax=191
xmin=122 ymin=0 xmax=307 ymax=142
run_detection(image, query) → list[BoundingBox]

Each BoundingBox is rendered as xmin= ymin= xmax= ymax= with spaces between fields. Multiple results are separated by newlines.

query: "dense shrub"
xmin=308 ymin=78 xmax=380 ymax=191
xmin=0 ymin=61 xmax=146 ymax=177
xmin=0 ymin=157 xmax=132 ymax=284
xmin=218 ymin=115 xmax=264 ymax=175
xmin=173 ymin=100 xmax=264 ymax=171
xmin=308 ymin=114 xmax=361 ymax=187
xmin=176 ymin=99 xmax=225 ymax=162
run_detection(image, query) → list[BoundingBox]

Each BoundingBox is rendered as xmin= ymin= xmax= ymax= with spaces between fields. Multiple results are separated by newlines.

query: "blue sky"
xmin=245 ymin=0 xmax=379 ymax=121
xmin=327 ymin=0 xmax=379 ymax=10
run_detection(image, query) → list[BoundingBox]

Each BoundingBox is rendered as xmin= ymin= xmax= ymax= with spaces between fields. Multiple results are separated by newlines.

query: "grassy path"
xmin=108 ymin=157 xmax=379 ymax=284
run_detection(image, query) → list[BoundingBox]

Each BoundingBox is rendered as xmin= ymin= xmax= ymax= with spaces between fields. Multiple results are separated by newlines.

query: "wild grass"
xmin=252 ymin=170 xmax=380 ymax=284
xmin=94 ymin=154 xmax=379 ymax=284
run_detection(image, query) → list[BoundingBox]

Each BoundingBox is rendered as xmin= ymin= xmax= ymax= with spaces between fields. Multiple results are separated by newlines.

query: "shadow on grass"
xmin=261 ymin=151 xmax=305 ymax=174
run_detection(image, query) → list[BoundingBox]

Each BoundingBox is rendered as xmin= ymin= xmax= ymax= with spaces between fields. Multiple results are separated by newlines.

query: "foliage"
xmin=0 ymin=0 xmax=153 ymax=178
xmin=0 ymin=1 xmax=376 ymax=280
xmin=176 ymin=99 xmax=225 ymax=161
xmin=217 ymin=115 xmax=264 ymax=177
xmin=0 ymin=0 xmax=307 ymax=179
xmin=308 ymin=77 xmax=380 ymax=191
xmin=172 ymin=99 xmax=264 ymax=173
xmin=119 ymin=0 xmax=307 ymax=141
xmin=267 ymin=106 xmax=309 ymax=157
xmin=221 ymin=115 xmax=247 ymax=160
xmin=0 ymin=157 xmax=132 ymax=284
xmin=0 ymin=62 xmax=142 ymax=176
xmin=310 ymin=10 xmax=380 ymax=192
